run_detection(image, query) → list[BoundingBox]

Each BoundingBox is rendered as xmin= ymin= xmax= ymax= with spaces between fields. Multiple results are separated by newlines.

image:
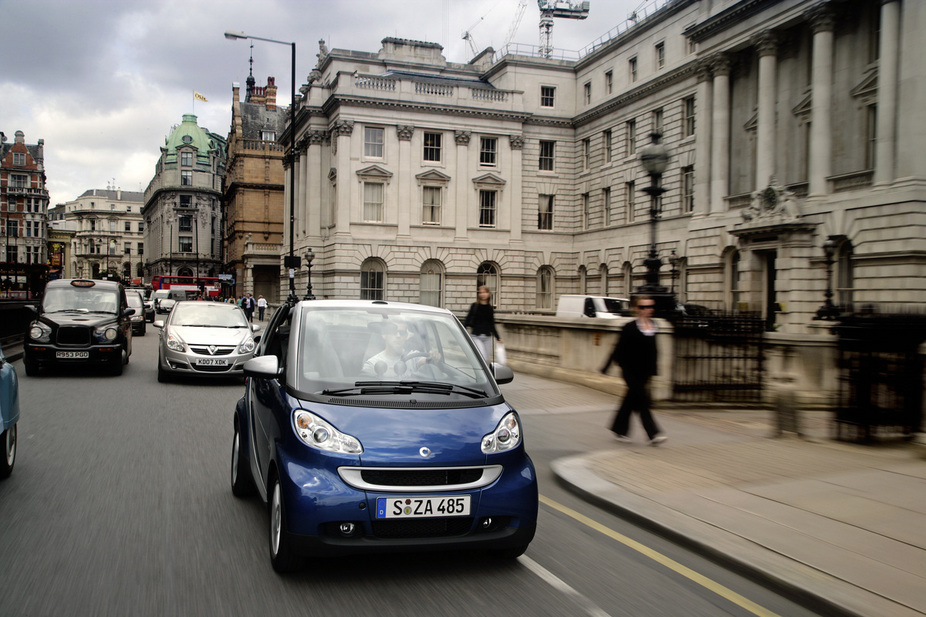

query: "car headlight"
xmin=293 ymin=410 xmax=362 ymax=454
xmin=94 ymin=326 xmax=119 ymax=342
xmin=165 ymin=329 xmax=186 ymax=352
xmin=237 ymin=337 xmax=256 ymax=354
xmin=482 ymin=411 xmax=522 ymax=454
xmin=29 ymin=322 xmax=52 ymax=343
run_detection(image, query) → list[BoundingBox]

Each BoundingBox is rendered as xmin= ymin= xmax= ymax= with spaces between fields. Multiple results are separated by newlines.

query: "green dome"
xmin=163 ymin=114 xmax=221 ymax=166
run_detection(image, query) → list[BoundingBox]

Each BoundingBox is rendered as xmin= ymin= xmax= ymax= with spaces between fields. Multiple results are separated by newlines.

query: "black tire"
xmin=0 ymin=424 xmax=17 ymax=479
xmin=231 ymin=418 xmax=255 ymax=497
xmin=110 ymin=354 xmax=124 ymax=376
xmin=23 ymin=357 xmax=39 ymax=377
xmin=269 ymin=473 xmax=302 ymax=573
xmin=490 ymin=543 xmax=530 ymax=560
xmin=157 ymin=355 xmax=170 ymax=383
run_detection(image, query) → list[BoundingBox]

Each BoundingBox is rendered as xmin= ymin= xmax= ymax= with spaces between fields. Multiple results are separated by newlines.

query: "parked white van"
xmin=555 ymin=295 xmax=630 ymax=319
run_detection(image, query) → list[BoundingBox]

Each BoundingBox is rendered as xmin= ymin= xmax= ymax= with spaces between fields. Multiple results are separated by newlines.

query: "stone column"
xmin=454 ymin=130 xmax=471 ymax=240
xmin=808 ymin=6 xmax=835 ymax=196
xmin=332 ymin=120 xmax=353 ymax=234
xmin=397 ymin=125 xmax=414 ymax=237
xmin=755 ymin=31 xmax=778 ymax=190
xmin=296 ymin=144 xmax=306 ymax=235
xmin=874 ymin=0 xmax=901 ymax=185
xmin=282 ymin=157 xmax=292 ymax=257
xmin=509 ymin=135 xmax=524 ymax=241
xmin=306 ymin=131 xmax=325 ymax=239
xmin=710 ymin=54 xmax=732 ymax=212
xmin=693 ymin=61 xmax=713 ymax=216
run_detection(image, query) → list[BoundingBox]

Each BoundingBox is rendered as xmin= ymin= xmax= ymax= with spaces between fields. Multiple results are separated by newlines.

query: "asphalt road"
xmin=0 ymin=331 xmax=824 ymax=617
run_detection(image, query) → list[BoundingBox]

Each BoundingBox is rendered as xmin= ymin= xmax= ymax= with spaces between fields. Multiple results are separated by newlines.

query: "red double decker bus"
xmin=150 ymin=275 xmax=221 ymax=297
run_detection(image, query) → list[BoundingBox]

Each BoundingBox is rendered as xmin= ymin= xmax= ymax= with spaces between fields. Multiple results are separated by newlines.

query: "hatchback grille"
xmin=372 ymin=517 xmax=473 ymax=538
xmin=192 ymin=364 xmax=233 ymax=373
xmin=189 ymin=346 xmax=235 ymax=356
xmin=361 ymin=468 xmax=483 ymax=487
xmin=57 ymin=327 xmax=91 ymax=346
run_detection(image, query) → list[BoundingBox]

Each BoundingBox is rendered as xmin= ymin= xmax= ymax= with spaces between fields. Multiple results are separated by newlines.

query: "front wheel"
xmin=23 ymin=357 xmax=39 ymax=377
xmin=231 ymin=419 xmax=255 ymax=497
xmin=0 ymin=424 xmax=17 ymax=479
xmin=269 ymin=474 xmax=302 ymax=573
xmin=157 ymin=355 xmax=170 ymax=383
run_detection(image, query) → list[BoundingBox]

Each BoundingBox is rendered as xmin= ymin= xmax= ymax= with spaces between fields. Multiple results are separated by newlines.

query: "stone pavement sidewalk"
xmin=502 ymin=372 xmax=926 ymax=617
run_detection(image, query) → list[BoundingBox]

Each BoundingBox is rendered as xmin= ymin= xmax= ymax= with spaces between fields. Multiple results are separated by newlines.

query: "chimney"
xmin=265 ymin=77 xmax=277 ymax=111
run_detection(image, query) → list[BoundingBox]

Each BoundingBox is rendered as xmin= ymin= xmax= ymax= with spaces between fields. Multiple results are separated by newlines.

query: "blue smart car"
xmin=0 ymin=345 xmax=20 ymax=478
xmin=231 ymin=300 xmax=538 ymax=572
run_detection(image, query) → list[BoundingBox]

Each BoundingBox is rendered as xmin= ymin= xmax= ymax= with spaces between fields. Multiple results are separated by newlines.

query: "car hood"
xmin=300 ymin=399 xmax=514 ymax=465
xmin=40 ymin=313 xmax=118 ymax=327
xmin=171 ymin=325 xmax=252 ymax=345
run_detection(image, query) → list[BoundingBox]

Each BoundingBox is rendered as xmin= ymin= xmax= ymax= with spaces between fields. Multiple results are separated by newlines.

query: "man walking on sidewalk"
xmin=601 ymin=295 xmax=667 ymax=445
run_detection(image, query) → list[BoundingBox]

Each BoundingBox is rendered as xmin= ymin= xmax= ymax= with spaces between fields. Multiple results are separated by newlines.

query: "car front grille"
xmin=361 ymin=468 xmax=483 ymax=487
xmin=191 ymin=364 xmax=233 ymax=373
xmin=372 ymin=517 xmax=473 ymax=538
xmin=57 ymin=327 xmax=91 ymax=346
xmin=189 ymin=346 xmax=235 ymax=356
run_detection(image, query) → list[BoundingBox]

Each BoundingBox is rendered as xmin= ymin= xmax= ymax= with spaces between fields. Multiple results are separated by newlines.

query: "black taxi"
xmin=24 ymin=279 xmax=134 ymax=376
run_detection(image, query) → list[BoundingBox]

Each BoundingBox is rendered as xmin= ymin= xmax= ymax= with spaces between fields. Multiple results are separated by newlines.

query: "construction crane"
xmin=538 ymin=0 xmax=590 ymax=58
xmin=504 ymin=0 xmax=529 ymax=48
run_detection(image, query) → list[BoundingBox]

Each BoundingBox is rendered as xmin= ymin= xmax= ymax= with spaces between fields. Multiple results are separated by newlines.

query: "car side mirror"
xmin=124 ymin=308 xmax=136 ymax=317
xmin=492 ymin=363 xmax=514 ymax=384
xmin=243 ymin=355 xmax=281 ymax=379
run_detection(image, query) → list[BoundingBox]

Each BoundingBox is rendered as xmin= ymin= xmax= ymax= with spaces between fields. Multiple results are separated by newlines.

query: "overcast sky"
xmin=2 ymin=0 xmax=644 ymax=207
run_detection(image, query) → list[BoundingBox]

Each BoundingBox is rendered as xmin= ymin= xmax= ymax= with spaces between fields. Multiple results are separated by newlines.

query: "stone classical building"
xmin=223 ymin=74 xmax=286 ymax=302
xmin=143 ymin=114 xmax=226 ymax=283
xmin=0 ymin=130 xmax=49 ymax=296
xmin=281 ymin=0 xmax=923 ymax=334
xmin=64 ymin=188 xmax=145 ymax=281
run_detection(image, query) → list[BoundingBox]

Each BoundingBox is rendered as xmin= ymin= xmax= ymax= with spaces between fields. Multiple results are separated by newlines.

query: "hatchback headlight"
xmin=237 ymin=337 xmax=256 ymax=355
xmin=29 ymin=322 xmax=52 ymax=343
xmin=482 ymin=411 xmax=522 ymax=454
xmin=165 ymin=329 xmax=186 ymax=352
xmin=94 ymin=326 xmax=119 ymax=342
xmin=293 ymin=410 xmax=362 ymax=454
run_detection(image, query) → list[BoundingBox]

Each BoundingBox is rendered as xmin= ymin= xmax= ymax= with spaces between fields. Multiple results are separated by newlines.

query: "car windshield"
xmin=293 ymin=306 xmax=497 ymax=398
xmin=42 ymin=286 xmax=120 ymax=314
xmin=600 ymin=298 xmax=625 ymax=314
xmin=170 ymin=303 xmax=248 ymax=328
xmin=126 ymin=294 xmax=143 ymax=309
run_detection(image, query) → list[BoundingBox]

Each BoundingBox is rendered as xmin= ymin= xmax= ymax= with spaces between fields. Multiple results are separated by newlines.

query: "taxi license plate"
xmin=195 ymin=358 xmax=229 ymax=366
xmin=56 ymin=351 xmax=89 ymax=359
xmin=375 ymin=496 xmax=470 ymax=519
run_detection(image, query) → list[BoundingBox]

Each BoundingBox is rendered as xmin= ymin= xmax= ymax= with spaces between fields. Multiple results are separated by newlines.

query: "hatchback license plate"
xmin=195 ymin=358 xmax=229 ymax=366
xmin=375 ymin=496 xmax=470 ymax=519
xmin=56 ymin=351 xmax=89 ymax=359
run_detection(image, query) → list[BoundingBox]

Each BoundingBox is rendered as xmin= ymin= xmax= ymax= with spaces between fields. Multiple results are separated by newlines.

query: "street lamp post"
xmin=636 ymin=132 xmax=675 ymax=315
xmin=814 ymin=238 xmax=840 ymax=320
xmin=225 ymin=30 xmax=299 ymax=304
xmin=303 ymin=248 xmax=315 ymax=301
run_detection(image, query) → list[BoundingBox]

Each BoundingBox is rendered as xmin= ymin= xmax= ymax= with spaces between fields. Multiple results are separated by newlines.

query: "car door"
xmin=248 ymin=305 xmax=290 ymax=486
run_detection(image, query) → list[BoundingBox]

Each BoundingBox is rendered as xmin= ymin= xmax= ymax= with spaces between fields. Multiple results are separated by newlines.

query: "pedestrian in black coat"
xmin=601 ymin=295 xmax=667 ymax=445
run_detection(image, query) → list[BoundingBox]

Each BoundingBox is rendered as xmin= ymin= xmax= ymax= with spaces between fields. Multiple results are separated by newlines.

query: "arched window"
xmin=360 ymin=258 xmax=386 ymax=300
xmin=578 ymin=265 xmax=587 ymax=294
xmin=599 ymin=264 xmax=608 ymax=295
xmin=536 ymin=266 xmax=555 ymax=309
xmin=835 ymin=239 xmax=854 ymax=309
xmin=420 ymin=260 xmax=443 ymax=307
xmin=178 ymin=267 xmax=194 ymax=277
xmin=477 ymin=262 xmax=500 ymax=305
xmin=622 ymin=262 xmax=633 ymax=297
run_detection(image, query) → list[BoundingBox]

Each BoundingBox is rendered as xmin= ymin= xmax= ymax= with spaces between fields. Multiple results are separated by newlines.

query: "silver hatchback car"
xmin=154 ymin=301 xmax=260 ymax=382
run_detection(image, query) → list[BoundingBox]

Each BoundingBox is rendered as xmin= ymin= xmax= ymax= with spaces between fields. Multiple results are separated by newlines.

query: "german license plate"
xmin=375 ymin=495 xmax=470 ymax=519
xmin=195 ymin=358 xmax=229 ymax=366
xmin=56 ymin=351 xmax=89 ymax=359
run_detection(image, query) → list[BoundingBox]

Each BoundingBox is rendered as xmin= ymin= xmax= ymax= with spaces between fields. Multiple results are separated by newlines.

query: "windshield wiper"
xmin=322 ymin=380 xmax=487 ymax=398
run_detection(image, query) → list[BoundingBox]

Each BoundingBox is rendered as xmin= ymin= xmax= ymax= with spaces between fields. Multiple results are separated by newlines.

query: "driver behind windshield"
xmin=361 ymin=320 xmax=432 ymax=379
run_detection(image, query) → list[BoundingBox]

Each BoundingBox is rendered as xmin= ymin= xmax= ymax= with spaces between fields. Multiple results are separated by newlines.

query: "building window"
xmin=583 ymin=82 xmax=591 ymax=105
xmin=603 ymin=187 xmax=612 ymax=226
xmin=480 ymin=137 xmax=497 ymax=166
xmin=683 ymin=96 xmax=695 ymax=138
xmin=179 ymin=215 xmax=192 ymax=232
xmin=420 ymin=260 xmax=443 ymax=307
xmin=422 ymin=186 xmax=441 ymax=225
xmin=360 ymin=259 xmax=385 ymax=300
xmin=539 ymin=140 xmax=555 ymax=171
xmin=423 ymin=132 xmax=442 ymax=162
xmin=138 ymin=221 xmax=145 ymax=232
xmin=652 ymin=108 xmax=664 ymax=135
xmin=179 ymin=195 xmax=192 ymax=207
xmin=124 ymin=242 xmax=131 ymax=255
xmin=13 ymin=152 xmax=25 ymax=166
xmin=179 ymin=236 xmax=193 ymax=253
xmin=138 ymin=243 xmax=144 ymax=255
xmin=181 ymin=170 xmax=192 ymax=186
xmin=726 ymin=249 xmax=741 ymax=310
xmin=10 ymin=174 xmax=28 ymax=188
xmin=625 ymin=181 xmax=635 ymax=223
xmin=540 ymin=85 xmax=555 ymax=108
xmin=865 ymin=105 xmax=877 ymax=170
xmin=582 ymin=193 xmax=590 ymax=230
xmin=124 ymin=221 xmax=131 ymax=232
xmin=181 ymin=151 xmax=193 ymax=167
xmin=536 ymin=266 xmax=554 ymax=310
xmin=682 ymin=166 xmax=695 ymax=213
xmin=836 ymin=240 xmax=855 ymax=308
xmin=655 ymin=42 xmax=665 ymax=70
xmin=538 ymin=195 xmax=554 ymax=230
xmin=605 ymin=70 xmax=613 ymax=94
xmin=604 ymin=129 xmax=612 ymax=163
xmin=629 ymin=57 xmax=637 ymax=82
xmin=479 ymin=190 xmax=496 ymax=228
xmin=260 ymin=130 xmax=276 ymax=141
xmin=364 ymin=127 xmax=384 ymax=158
xmin=363 ymin=182 xmax=384 ymax=222
xmin=626 ymin=119 xmax=637 ymax=156
xmin=582 ymin=138 xmax=590 ymax=171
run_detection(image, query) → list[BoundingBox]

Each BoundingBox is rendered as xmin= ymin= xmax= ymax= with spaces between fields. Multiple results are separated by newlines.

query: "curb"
xmin=551 ymin=454 xmax=904 ymax=617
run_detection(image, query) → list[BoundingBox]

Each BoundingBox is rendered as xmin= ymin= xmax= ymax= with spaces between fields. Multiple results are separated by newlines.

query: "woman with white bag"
xmin=464 ymin=285 xmax=503 ymax=363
